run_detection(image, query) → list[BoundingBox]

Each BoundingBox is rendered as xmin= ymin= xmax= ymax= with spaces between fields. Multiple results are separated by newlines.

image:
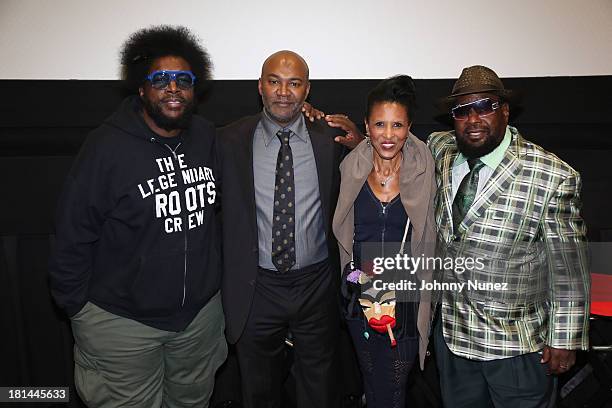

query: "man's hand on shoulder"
xmin=302 ymin=103 xmax=364 ymax=149
xmin=540 ymin=345 xmax=577 ymax=375
xmin=325 ymin=114 xmax=364 ymax=149
xmin=302 ymin=102 xmax=325 ymax=122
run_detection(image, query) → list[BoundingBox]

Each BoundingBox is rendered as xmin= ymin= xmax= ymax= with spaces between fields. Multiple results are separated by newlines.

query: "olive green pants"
xmin=71 ymin=292 xmax=227 ymax=408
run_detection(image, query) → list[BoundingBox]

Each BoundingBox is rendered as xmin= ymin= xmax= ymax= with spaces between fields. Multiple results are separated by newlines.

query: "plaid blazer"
xmin=428 ymin=126 xmax=589 ymax=360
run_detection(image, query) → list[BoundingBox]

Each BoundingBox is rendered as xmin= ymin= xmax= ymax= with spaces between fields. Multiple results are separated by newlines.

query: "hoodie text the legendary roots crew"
xmin=49 ymin=96 xmax=220 ymax=331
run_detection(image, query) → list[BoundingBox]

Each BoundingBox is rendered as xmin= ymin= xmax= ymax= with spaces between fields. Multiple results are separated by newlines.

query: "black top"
xmin=350 ymin=181 xmax=417 ymax=339
xmin=353 ymin=182 xmax=411 ymax=270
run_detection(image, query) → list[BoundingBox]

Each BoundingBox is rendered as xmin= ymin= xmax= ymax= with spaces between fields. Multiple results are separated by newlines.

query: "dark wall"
xmin=2 ymin=76 xmax=611 ymax=238
xmin=1 ymin=77 xmax=611 ymax=402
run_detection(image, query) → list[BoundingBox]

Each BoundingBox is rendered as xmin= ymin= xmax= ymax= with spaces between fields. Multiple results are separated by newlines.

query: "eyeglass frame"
xmin=144 ymin=70 xmax=197 ymax=90
xmin=451 ymin=97 xmax=500 ymax=120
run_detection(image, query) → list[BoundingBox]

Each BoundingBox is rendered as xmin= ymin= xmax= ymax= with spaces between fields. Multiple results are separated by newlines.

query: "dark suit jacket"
xmin=217 ymin=113 xmax=344 ymax=344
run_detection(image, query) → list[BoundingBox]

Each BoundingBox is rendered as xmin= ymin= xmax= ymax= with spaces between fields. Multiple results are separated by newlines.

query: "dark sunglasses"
xmin=145 ymin=70 xmax=196 ymax=90
xmin=451 ymin=98 xmax=500 ymax=120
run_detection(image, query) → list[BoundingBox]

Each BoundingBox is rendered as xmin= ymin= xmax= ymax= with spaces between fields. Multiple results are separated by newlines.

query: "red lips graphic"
xmin=368 ymin=315 xmax=396 ymax=333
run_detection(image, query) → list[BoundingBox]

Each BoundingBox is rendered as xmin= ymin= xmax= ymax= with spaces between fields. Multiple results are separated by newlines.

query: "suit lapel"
xmin=235 ymin=115 xmax=260 ymax=239
xmin=307 ymin=120 xmax=334 ymax=232
xmin=440 ymin=141 xmax=459 ymax=235
xmin=458 ymin=132 xmax=523 ymax=234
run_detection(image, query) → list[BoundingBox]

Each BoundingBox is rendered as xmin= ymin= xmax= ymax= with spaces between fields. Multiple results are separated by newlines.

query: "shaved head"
xmin=261 ymin=50 xmax=309 ymax=80
xmin=258 ymin=50 xmax=310 ymax=126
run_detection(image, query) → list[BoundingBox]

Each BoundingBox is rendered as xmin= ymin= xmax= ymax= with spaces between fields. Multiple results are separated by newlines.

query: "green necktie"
xmin=452 ymin=158 xmax=485 ymax=233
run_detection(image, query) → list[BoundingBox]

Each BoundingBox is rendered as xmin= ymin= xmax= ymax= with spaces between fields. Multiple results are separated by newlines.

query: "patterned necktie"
xmin=272 ymin=129 xmax=296 ymax=272
xmin=452 ymin=158 xmax=485 ymax=233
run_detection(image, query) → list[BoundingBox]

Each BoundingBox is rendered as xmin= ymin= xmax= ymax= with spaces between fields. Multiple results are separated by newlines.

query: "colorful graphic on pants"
xmin=137 ymin=154 xmax=216 ymax=234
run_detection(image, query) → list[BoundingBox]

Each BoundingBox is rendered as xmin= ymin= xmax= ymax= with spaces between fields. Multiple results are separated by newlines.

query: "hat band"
xmin=449 ymin=85 xmax=508 ymax=98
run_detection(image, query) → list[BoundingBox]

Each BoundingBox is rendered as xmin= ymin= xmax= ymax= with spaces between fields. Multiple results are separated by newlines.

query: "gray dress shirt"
xmin=253 ymin=110 xmax=328 ymax=271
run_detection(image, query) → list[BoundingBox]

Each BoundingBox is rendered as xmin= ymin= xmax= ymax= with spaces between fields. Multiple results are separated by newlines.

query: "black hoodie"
xmin=49 ymin=96 xmax=221 ymax=331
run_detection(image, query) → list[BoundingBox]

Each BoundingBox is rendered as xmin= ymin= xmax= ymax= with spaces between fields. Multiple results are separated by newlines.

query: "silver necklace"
xmin=375 ymin=158 xmax=401 ymax=187
xmin=380 ymin=173 xmax=394 ymax=187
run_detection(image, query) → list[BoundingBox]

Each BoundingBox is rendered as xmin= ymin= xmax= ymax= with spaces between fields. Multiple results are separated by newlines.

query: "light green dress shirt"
xmin=451 ymin=126 xmax=511 ymax=201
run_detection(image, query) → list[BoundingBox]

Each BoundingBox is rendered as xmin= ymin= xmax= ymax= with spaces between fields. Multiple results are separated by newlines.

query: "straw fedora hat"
xmin=437 ymin=65 xmax=518 ymax=112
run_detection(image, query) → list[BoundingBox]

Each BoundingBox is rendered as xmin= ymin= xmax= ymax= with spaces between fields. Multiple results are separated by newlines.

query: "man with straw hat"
xmin=428 ymin=65 xmax=590 ymax=407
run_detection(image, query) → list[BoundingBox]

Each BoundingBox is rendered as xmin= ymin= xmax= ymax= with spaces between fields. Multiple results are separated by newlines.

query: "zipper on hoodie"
xmin=164 ymin=142 xmax=182 ymax=160
xmin=182 ymin=232 xmax=187 ymax=306
xmin=159 ymin=140 xmax=188 ymax=307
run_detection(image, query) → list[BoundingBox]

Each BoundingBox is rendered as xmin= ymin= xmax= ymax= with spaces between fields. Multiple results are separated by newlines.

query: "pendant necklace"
xmin=380 ymin=174 xmax=394 ymax=187
xmin=375 ymin=157 xmax=401 ymax=187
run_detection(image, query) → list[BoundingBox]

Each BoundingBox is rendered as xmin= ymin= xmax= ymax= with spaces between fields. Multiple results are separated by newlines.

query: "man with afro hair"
xmin=49 ymin=25 xmax=226 ymax=407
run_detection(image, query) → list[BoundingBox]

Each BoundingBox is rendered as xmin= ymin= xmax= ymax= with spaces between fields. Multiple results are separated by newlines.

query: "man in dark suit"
xmin=217 ymin=50 xmax=349 ymax=408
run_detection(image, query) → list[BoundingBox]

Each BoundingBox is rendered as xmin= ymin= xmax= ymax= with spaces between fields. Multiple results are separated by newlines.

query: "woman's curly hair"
xmin=120 ymin=25 xmax=212 ymax=95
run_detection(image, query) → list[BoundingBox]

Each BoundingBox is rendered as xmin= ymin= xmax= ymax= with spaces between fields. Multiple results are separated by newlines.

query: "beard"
xmin=264 ymin=100 xmax=302 ymax=126
xmin=142 ymin=96 xmax=195 ymax=131
xmin=456 ymin=124 xmax=504 ymax=159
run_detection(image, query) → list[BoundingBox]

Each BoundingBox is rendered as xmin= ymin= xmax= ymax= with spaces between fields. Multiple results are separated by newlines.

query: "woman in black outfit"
xmin=332 ymin=76 xmax=437 ymax=408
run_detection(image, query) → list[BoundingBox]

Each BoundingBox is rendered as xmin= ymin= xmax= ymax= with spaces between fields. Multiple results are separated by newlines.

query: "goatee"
xmin=142 ymin=97 xmax=195 ymax=131
xmin=456 ymin=127 xmax=502 ymax=159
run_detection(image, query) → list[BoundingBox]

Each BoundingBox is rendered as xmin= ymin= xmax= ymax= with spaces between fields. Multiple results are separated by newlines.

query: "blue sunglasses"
xmin=145 ymin=70 xmax=196 ymax=90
